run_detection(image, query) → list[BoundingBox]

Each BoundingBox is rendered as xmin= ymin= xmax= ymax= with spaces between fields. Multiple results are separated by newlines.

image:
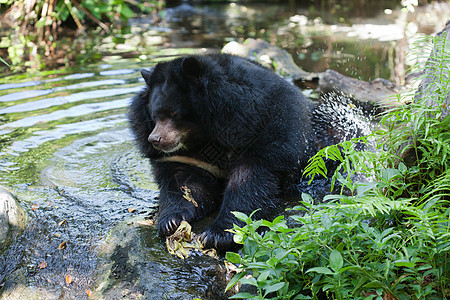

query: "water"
xmin=0 ymin=63 xmax=160 ymax=297
xmin=0 ymin=1 xmax=446 ymax=298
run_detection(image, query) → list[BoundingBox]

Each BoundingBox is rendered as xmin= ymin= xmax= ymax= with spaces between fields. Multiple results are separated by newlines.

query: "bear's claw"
xmin=158 ymin=216 xmax=181 ymax=236
xmin=199 ymin=226 xmax=236 ymax=251
xmin=158 ymin=211 xmax=196 ymax=237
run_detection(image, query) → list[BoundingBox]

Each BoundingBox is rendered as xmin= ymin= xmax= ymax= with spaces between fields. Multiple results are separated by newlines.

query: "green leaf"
xmin=264 ymin=282 xmax=286 ymax=295
xmin=329 ymin=249 xmax=343 ymax=272
xmin=356 ymin=181 xmax=378 ymax=197
xmin=119 ymin=4 xmax=135 ymax=19
xmin=0 ymin=56 xmax=10 ymax=67
xmin=301 ymin=193 xmax=313 ymax=204
xmin=394 ymin=261 xmax=415 ymax=268
xmin=230 ymin=292 xmax=256 ymax=299
xmin=240 ymin=277 xmax=258 ymax=287
xmin=35 ymin=18 xmax=46 ymax=28
xmin=275 ymin=249 xmax=291 ymax=261
xmin=226 ymin=252 xmax=241 ymax=264
xmin=381 ymin=168 xmax=402 ymax=181
xmin=247 ymin=262 xmax=270 ymax=269
xmin=257 ymin=270 xmax=270 ymax=283
xmin=232 ymin=211 xmax=251 ymax=223
xmin=225 ymin=272 xmax=245 ymax=291
xmin=321 ymin=213 xmax=332 ymax=230
xmin=398 ymin=162 xmax=407 ymax=173
xmin=293 ymin=295 xmax=312 ymax=299
xmin=306 ymin=267 xmax=334 ymax=275
xmin=363 ymin=280 xmax=384 ymax=288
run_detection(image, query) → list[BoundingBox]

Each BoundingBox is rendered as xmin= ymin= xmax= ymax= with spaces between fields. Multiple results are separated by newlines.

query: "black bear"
xmin=128 ymin=54 xmax=317 ymax=250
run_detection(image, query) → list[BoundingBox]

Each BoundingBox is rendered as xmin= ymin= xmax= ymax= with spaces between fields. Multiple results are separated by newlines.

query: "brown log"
xmin=318 ymin=69 xmax=404 ymax=108
xmin=222 ymin=38 xmax=320 ymax=82
xmin=222 ymin=38 xmax=404 ymax=109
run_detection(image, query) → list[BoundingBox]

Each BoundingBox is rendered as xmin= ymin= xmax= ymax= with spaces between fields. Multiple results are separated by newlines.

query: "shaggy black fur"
xmin=129 ymin=54 xmax=317 ymax=250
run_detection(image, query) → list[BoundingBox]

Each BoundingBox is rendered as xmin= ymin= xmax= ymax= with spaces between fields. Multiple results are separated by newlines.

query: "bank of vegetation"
xmin=0 ymin=0 xmax=162 ymax=71
xmin=226 ymin=33 xmax=449 ymax=300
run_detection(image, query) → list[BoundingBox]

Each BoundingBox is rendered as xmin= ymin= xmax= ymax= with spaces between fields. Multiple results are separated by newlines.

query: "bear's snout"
xmin=148 ymin=132 xmax=162 ymax=145
xmin=148 ymin=119 xmax=185 ymax=153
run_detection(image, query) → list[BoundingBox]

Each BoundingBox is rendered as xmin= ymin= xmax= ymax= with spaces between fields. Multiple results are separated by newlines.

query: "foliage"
xmin=0 ymin=0 xmax=159 ymax=30
xmin=226 ymin=33 xmax=449 ymax=299
xmin=0 ymin=0 xmax=163 ymax=72
xmin=0 ymin=56 xmax=9 ymax=67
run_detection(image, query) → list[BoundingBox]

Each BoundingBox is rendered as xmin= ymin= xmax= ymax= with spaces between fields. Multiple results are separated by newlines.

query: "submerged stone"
xmin=93 ymin=217 xmax=235 ymax=299
xmin=0 ymin=186 xmax=26 ymax=253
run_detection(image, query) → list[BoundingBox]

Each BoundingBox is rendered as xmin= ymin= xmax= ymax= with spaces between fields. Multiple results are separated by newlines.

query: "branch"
xmin=70 ymin=0 xmax=110 ymax=33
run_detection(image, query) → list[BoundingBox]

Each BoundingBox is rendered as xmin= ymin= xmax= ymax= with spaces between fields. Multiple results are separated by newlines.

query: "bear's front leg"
xmin=153 ymin=162 xmax=223 ymax=236
xmin=200 ymin=164 xmax=279 ymax=250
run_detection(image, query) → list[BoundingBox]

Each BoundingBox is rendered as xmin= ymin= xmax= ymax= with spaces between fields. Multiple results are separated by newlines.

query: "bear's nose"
xmin=148 ymin=134 xmax=161 ymax=145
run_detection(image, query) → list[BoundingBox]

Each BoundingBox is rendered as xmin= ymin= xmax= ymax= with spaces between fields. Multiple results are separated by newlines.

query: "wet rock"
xmin=319 ymin=69 xmax=405 ymax=109
xmin=0 ymin=186 xmax=26 ymax=253
xmin=92 ymin=217 xmax=236 ymax=300
xmin=222 ymin=38 xmax=320 ymax=82
xmin=0 ymin=268 xmax=57 ymax=299
xmin=222 ymin=38 xmax=405 ymax=111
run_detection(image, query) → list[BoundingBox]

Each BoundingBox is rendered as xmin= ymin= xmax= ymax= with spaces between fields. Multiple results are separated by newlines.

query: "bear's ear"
xmin=182 ymin=56 xmax=203 ymax=79
xmin=140 ymin=68 xmax=154 ymax=86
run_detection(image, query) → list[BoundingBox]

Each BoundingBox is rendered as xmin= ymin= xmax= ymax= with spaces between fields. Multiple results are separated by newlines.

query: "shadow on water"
xmin=0 ymin=0 xmax=448 ymax=298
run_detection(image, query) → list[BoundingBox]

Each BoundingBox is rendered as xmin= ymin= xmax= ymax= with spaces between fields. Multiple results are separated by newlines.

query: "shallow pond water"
xmin=0 ymin=1 xmax=448 ymax=298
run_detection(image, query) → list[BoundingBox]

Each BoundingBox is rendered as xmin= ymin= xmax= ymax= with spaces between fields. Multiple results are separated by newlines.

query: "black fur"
xmin=128 ymin=54 xmax=317 ymax=250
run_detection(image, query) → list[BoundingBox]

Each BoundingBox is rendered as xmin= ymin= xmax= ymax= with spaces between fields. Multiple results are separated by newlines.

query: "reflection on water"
xmin=0 ymin=0 xmax=447 ymax=298
xmin=0 ymin=58 xmax=162 ymax=296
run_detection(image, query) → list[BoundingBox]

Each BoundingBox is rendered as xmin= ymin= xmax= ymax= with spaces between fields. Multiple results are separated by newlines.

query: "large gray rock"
xmin=92 ymin=216 xmax=235 ymax=300
xmin=222 ymin=38 xmax=404 ymax=110
xmin=222 ymin=38 xmax=319 ymax=82
xmin=0 ymin=186 xmax=26 ymax=253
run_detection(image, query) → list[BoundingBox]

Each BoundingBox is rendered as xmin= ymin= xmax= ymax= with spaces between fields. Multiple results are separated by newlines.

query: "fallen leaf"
xmin=180 ymin=186 xmax=198 ymax=207
xmin=224 ymin=260 xmax=238 ymax=273
xmin=58 ymin=219 xmax=66 ymax=226
xmin=31 ymin=203 xmax=39 ymax=211
xmin=86 ymin=289 xmax=93 ymax=297
xmin=65 ymin=274 xmax=73 ymax=285
xmin=166 ymin=221 xmax=194 ymax=259
xmin=165 ymin=221 xmax=214 ymax=259
xmin=58 ymin=241 xmax=67 ymax=250
xmin=128 ymin=208 xmax=136 ymax=213
xmin=202 ymin=248 xmax=218 ymax=259
xmin=39 ymin=261 xmax=47 ymax=269
xmin=136 ymin=220 xmax=154 ymax=226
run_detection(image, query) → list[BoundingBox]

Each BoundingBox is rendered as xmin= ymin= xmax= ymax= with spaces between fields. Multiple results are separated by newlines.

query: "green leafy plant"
xmin=226 ymin=33 xmax=449 ymax=299
xmin=0 ymin=56 xmax=9 ymax=67
xmin=0 ymin=0 xmax=163 ymax=71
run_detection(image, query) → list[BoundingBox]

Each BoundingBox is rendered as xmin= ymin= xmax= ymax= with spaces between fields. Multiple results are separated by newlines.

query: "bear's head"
xmin=140 ymin=57 xmax=207 ymax=154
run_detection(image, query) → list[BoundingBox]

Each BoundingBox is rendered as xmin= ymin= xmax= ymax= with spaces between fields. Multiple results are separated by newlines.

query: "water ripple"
xmin=3 ymin=114 xmax=127 ymax=155
xmin=0 ymin=90 xmax=54 ymax=102
xmin=0 ymin=98 xmax=131 ymax=130
xmin=0 ymin=85 xmax=141 ymax=114
xmin=0 ymin=73 xmax=96 ymax=91
xmin=99 ymin=69 xmax=136 ymax=76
